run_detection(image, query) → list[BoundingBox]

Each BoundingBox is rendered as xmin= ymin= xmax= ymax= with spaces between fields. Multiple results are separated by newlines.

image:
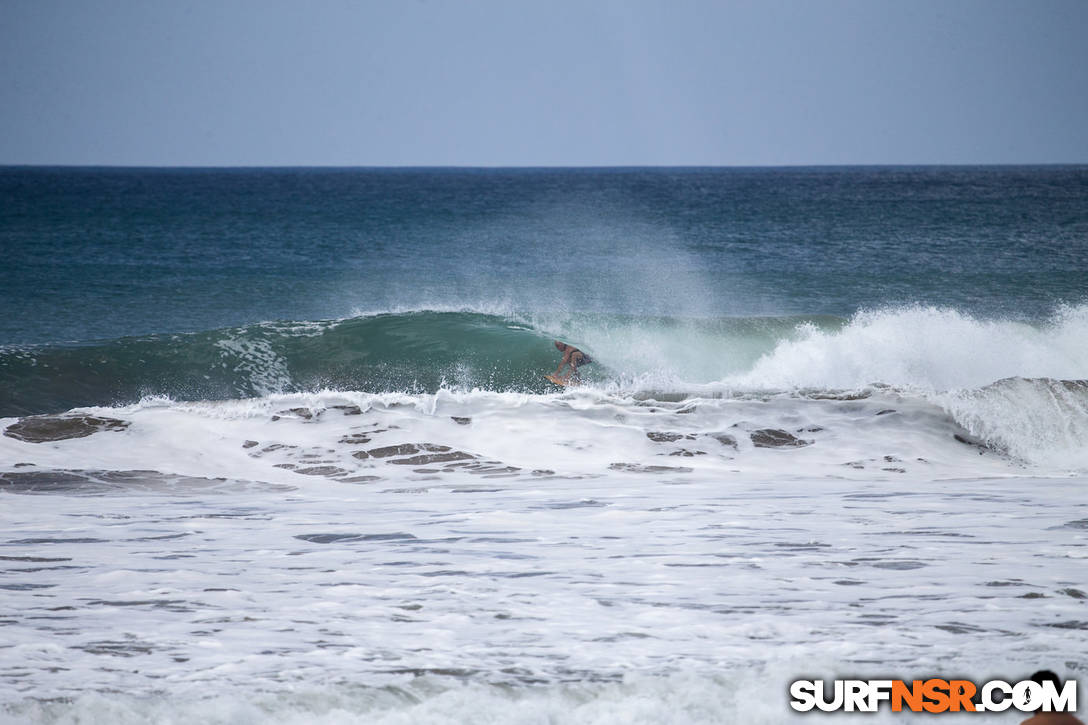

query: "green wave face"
xmin=0 ymin=313 xmax=542 ymax=415
xmin=0 ymin=310 xmax=841 ymax=416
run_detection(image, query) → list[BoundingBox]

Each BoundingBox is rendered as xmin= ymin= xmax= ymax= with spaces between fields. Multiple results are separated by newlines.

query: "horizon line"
xmin=2 ymin=162 xmax=1087 ymax=171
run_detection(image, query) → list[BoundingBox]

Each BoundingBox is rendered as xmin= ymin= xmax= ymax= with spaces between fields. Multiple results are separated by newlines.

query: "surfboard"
xmin=544 ymin=374 xmax=569 ymax=387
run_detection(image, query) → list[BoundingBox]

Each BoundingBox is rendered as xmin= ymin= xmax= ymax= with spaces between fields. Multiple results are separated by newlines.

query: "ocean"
xmin=1 ymin=166 xmax=1086 ymax=723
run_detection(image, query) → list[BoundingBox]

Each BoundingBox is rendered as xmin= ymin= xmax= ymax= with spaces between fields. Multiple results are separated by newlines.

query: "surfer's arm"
xmin=554 ymin=349 xmax=573 ymax=375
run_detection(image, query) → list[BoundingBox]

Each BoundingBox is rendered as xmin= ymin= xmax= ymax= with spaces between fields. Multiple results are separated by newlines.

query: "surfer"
xmin=551 ymin=341 xmax=592 ymax=384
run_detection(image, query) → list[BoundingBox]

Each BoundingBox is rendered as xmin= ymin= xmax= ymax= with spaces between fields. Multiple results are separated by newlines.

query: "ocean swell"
xmin=2 ymin=304 xmax=1087 ymax=472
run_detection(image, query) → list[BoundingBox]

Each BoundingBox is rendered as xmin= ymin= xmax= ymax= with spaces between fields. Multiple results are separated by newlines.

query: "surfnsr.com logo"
xmin=789 ymin=678 xmax=1078 ymax=713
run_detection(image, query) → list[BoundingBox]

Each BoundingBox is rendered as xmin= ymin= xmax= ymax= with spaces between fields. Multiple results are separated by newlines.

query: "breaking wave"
xmin=2 ymin=304 xmax=1086 ymax=472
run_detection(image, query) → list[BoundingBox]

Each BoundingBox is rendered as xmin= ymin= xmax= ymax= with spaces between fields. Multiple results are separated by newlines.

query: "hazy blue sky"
xmin=1 ymin=0 xmax=1086 ymax=166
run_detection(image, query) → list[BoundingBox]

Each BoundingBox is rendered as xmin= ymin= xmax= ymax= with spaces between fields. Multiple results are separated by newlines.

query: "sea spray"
xmin=726 ymin=304 xmax=1088 ymax=392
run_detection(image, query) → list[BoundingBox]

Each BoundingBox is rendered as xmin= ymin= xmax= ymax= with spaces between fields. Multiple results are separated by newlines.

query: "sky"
xmin=1 ymin=0 xmax=1086 ymax=166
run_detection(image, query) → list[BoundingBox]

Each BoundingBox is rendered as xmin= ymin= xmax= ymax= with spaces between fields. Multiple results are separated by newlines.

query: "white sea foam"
xmin=1 ymin=666 xmax=1029 ymax=724
xmin=696 ymin=305 xmax=1088 ymax=470
xmin=0 ymin=388 xmax=1030 ymax=483
xmin=1 ymin=392 xmax=1085 ymax=723
xmin=727 ymin=304 xmax=1088 ymax=391
xmin=935 ymin=377 xmax=1088 ymax=470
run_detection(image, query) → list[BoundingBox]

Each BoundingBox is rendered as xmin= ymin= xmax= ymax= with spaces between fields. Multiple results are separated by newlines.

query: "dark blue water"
xmin=2 ymin=166 xmax=1087 ymax=415
xmin=3 ymin=166 xmax=1086 ymax=345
